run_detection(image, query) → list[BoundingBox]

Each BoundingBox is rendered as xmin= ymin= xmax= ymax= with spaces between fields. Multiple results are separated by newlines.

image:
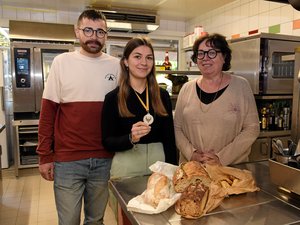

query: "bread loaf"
xmin=173 ymin=161 xmax=211 ymax=193
xmin=143 ymin=172 xmax=170 ymax=208
xmin=175 ymin=182 xmax=209 ymax=219
xmin=173 ymin=161 xmax=259 ymax=219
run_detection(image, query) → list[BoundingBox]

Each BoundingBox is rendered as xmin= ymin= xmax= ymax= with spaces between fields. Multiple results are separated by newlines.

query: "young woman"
xmin=102 ymin=36 xmax=177 ymax=225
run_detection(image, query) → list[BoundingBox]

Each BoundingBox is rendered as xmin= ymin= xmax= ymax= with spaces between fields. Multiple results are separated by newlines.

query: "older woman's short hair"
xmin=191 ymin=33 xmax=232 ymax=71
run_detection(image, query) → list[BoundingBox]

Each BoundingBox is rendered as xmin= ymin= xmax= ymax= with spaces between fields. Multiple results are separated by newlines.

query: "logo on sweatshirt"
xmin=105 ymin=73 xmax=117 ymax=81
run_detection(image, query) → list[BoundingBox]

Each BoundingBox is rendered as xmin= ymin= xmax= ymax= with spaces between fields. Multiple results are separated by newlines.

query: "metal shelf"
xmin=255 ymin=95 xmax=293 ymax=100
xmin=156 ymin=70 xmax=201 ymax=75
xmin=13 ymin=119 xmax=39 ymax=177
xmin=258 ymin=129 xmax=291 ymax=138
xmin=18 ymin=163 xmax=38 ymax=169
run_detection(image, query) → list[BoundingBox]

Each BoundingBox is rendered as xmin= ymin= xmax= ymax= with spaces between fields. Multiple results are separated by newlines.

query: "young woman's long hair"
xmin=118 ymin=37 xmax=168 ymax=117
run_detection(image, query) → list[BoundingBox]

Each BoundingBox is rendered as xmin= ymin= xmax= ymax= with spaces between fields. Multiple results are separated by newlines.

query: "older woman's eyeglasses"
xmin=79 ymin=27 xmax=107 ymax=38
xmin=197 ymin=49 xmax=221 ymax=60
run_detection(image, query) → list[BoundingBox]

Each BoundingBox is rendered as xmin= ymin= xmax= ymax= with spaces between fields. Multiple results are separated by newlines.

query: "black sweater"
xmin=101 ymin=86 xmax=178 ymax=165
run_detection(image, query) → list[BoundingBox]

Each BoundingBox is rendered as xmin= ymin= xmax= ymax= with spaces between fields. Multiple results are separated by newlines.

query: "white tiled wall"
xmin=0 ymin=6 xmax=186 ymax=38
xmin=187 ymin=0 xmax=300 ymax=39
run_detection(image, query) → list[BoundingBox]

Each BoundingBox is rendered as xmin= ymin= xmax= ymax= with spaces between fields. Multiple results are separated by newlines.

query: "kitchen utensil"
xmin=275 ymin=139 xmax=285 ymax=155
xmin=272 ymin=139 xmax=281 ymax=154
xmin=274 ymin=152 xmax=290 ymax=164
xmin=288 ymin=139 xmax=297 ymax=156
xmin=287 ymin=158 xmax=300 ymax=169
xmin=294 ymin=139 xmax=300 ymax=157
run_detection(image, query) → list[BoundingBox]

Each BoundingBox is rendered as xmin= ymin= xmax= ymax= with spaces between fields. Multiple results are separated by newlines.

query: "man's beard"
xmin=81 ymin=40 xmax=103 ymax=54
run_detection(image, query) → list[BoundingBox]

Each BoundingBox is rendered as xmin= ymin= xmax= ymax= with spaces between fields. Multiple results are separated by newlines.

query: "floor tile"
xmin=1 ymin=167 xmax=118 ymax=225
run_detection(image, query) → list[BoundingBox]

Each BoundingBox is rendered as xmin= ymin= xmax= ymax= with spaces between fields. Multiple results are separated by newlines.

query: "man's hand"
xmin=39 ymin=162 xmax=54 ymax=181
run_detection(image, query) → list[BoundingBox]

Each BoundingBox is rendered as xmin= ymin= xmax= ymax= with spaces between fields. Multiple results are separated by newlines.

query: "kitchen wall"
xmin=187 ymin=0 xmax=300 ymax=39
xmin=0 ymin=6 xmax=186 ymax=37
xmin=0 ymin=1 xmax=299 ymax=61
xmin=0 ymin=5 xmax=187 ymax=69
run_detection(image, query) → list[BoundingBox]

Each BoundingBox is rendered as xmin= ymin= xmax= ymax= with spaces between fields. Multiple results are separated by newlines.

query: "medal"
xmin=134 ymin=83 xmax=154 ymax=125
xmin=143 ymin=113 xmax=154 ymax=125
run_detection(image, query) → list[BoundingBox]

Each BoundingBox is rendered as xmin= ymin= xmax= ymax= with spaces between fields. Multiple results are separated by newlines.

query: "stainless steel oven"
xmin=9 ymin=20 xmax=76 ymax=175
xmin=11 ymin=42 xmax=74 ymax=116
xmin=9 ymin=20 xmax=75 ymax=119
xmin=228 ymin=33 xmax=300 ymax=162
xmin=229 ymin=33 xmax=300 ymax=95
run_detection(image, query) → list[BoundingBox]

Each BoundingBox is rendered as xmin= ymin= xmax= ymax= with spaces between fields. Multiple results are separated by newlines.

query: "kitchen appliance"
xmin=269 ymin=41 xmax=300 ymax=197
xmin=9 ymin=21 xmax=76 ymax=175
xmin=11 ymin=42 xmax=74 ymax=118
xmin=229 ymin=33 xmax=300 ymax=95
xmin=229 ymin=33 xmax=300 ymax=162
xmin=291 ymin=47 xmax=300 ymax=143
xmin=0 ymin=50 xmax=8 ymax=169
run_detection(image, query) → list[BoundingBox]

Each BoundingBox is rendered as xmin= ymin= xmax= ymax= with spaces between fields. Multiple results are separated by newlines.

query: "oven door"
xmin=265 ymin=39 xmax=299 ymax=94
xmin=12 ymin=42 xmax=74 ymax=114
xmin=229 ymin=38 xmax=261 ymax=95
xmin=34 ymin=47 xmax=73 ymax=112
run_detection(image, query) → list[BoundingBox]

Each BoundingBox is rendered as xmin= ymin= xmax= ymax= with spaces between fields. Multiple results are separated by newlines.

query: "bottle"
xmin=283 ymin=106 xmax=290 ymax=130
xmin=278 ymin=112 xmax=284 ymax=130
xmin=261 ymin=107 xmax=267 ymax=130
xmin=163 ymin=51 xmax=172 ymax=70
xmin=268 ymin=104 xmax=275 ymax=130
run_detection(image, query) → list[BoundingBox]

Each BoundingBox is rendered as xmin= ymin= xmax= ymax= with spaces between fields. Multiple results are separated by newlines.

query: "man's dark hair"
xmin=77 ymin=9 xmax=107 ymax=26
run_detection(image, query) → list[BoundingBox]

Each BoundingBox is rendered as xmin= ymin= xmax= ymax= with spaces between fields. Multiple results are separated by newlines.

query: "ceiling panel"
xmin=2 ymin=0 xmax=236 ymax=21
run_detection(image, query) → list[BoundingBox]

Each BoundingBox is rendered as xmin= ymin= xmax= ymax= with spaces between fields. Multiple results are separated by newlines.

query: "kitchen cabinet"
xmin=250 ymin=95 xmax=292 ymax=162
xmin=12 ymin=120 xmax=39 ymax=176
xmin=250 ymin=132 xmax=291 ymax=162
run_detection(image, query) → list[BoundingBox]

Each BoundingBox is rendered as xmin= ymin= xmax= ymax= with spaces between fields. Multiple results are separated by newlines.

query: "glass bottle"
xmin=163 ymin=51 xmax=172 ymax=70
xmin=261 ymin=107 xmax=267 ymax=130
xmin=268 ymin=104 xmax=275 ymax=130
xmin=278 ymin=112 xmax=284 ymax=130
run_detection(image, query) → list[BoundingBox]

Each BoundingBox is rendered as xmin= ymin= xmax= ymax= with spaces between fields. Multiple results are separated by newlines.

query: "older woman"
xmin=174 ymin=33 xmax=259 ymax=166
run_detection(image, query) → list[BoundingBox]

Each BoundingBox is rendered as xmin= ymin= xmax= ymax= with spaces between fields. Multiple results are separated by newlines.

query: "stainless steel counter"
xmin=109 ymin=161 xmax=300 ymax=225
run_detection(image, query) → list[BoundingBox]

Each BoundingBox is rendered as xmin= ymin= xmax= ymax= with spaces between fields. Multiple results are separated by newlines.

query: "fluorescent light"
xmin=107 ymin=21 xmax=132 ymax=29
xmin=0 ymin=27 xmax=9 ymax=39
xmin=147 ymin=24 xmax=159 ymax=31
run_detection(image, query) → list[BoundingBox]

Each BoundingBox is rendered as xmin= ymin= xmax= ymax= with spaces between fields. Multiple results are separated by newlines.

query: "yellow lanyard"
xmin=134 ymin=83 xmax=149 ymax=113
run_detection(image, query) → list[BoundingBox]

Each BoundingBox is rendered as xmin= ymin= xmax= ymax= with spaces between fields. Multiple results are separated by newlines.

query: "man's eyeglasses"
xmin=197 ymin=49 xmax=221 ymax=60
xmin=79 ymin=27 xmax=107 ymax=38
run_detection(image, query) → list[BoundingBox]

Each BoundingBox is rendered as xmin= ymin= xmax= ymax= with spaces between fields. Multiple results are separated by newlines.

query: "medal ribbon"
xmin=134 ymin=83 xmax=149 ymax=113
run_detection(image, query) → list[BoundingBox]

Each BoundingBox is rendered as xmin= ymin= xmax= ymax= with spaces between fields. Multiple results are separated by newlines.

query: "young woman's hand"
xmin=130 ymin=121 xmax=151 ymax=143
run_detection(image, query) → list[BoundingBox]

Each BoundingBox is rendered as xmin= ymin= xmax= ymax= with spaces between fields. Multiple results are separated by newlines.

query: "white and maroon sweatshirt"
xmin=37 ymin=50 xmax=120 ymax=164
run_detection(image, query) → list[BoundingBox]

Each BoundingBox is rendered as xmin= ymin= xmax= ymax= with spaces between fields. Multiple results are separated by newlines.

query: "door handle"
xmin=260 ymin=142 xmax=269 ymax=156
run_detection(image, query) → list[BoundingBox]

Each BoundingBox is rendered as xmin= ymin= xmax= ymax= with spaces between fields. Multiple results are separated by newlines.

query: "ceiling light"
xmin=107 ymin=21 xmax=132 ymax=30
xmin=147 ymin=24 xmax=159 ymax=31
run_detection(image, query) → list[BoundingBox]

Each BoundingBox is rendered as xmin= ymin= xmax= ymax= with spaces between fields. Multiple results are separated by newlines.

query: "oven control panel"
xmin=14 ymin=48 xmax=31 ymax=88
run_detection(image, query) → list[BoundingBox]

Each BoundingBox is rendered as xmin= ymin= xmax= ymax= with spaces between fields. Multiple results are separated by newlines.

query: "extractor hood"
xmin=265 ymin=0 xmax=300 ymax=10
xmin=86 ymin=7 xmax=160 ymax=34
xmin=9 ymin=20 xmax=76 ymax=42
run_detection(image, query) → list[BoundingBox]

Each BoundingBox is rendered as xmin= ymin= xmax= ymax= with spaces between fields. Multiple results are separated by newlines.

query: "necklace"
xmin=134 ymin=83 xmax=154 ymax=125
xmin=199 ymin=73 xmax=224 ymax=113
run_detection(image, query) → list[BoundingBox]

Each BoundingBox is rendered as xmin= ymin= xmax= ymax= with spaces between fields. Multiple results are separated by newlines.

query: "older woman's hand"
xmin=191 ymin=150 xmax=221 ymax=165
